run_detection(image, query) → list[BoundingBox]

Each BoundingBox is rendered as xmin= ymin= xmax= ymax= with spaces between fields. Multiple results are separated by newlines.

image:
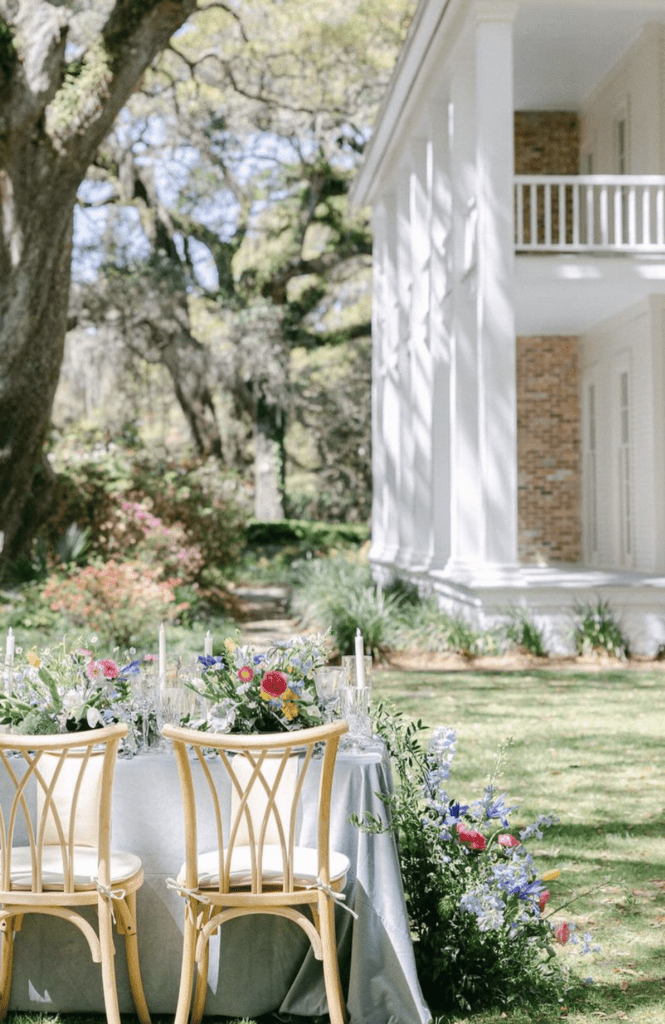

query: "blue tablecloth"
xmin=5 ymin=743 xmax=432 ymax=1024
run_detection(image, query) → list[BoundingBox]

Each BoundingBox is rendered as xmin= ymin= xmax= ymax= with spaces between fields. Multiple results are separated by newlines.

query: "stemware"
xmin=313 ymin=665 xmax=347 ymax=722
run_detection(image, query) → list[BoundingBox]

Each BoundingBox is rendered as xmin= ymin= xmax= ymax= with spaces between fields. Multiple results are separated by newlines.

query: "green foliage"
xmin=360 ymin=705 xmax=589 ymax=1014
xmin=391 ymin=596 xmax=484 ymax=657
xmin=244 ymin=519 xmax=368 ymax=550
xmin=42 ymin=561 xmax=187 ymax=650
xmin=573 ymin=599 xmax=630 ymax=659
xmin=499 ymin=606 xmax=547 ymax=657
xmin=38 ymin=432 xmax=248 ymax=582
xmin=291 ymin=556 xmax=401 ymax=656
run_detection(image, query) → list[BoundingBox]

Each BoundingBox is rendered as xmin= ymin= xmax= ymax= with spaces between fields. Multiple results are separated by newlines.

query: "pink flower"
xmin=456 ymin=824 xmax=487 ymax=851
xmin=237 ymin=665 xmax=254 ymax=683
xmin=555 ymin=921 xmax=570 ymax=944
xmin=261 ymin=670 xmax=289 ymax=698
xmin=97 ymin=659 xmax=119 ymax=679
xmin=539 ymin=890 xmax=550 ymax=912
xmin=498 ymin=833 xmax=520 ymax=848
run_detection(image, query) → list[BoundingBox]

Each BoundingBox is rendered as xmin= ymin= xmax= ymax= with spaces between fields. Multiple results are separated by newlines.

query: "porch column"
xmin=371 ymin=192 xmax=401 ymax=567
xmin=395 ymin=169 xmax=415 ymax=568
xmin=448 ymin=61 xmax=482 ymax=569
xmin=409 ymin=136 xmax=434 ymax=570
xmin=475 ymin=2 xmax=518 ymax=566
xmin=428 ymin=98 xmax=454 ymax=570
xmin=369 ymin=199 xmax=388 ymax=566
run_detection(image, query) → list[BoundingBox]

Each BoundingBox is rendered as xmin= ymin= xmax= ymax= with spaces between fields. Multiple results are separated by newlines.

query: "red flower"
xmin=261 ymin=670 xmax=289 ymax=698
xmin=555 ymin=921 xmax=570 ymax=944
xmin=498 ymin=833 xmax=520 ymax=848
xmin=237 ymin=665 xmax=254 ymax=683
xmin=539 ymin=889 xmax=550 ymax=912
xmin=456 ymin=823 xmax=487 ymax=851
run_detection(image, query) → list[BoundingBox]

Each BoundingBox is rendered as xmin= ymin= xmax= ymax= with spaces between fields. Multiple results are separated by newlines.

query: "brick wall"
xmin=514 ymin=112 xmax=580 ymax=173
xmin=517 ymin=336 xmax=581 ymax=564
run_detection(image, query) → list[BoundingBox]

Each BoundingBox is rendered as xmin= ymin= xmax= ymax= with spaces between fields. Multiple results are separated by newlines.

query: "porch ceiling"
xmin=514 ymin=2 xmax=665 ymax=109
xmin=514 ymin=252 xmax=665 ymax=333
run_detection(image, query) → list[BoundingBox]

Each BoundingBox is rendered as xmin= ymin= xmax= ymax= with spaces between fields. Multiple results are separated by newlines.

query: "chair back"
xmin=0 ymin=724 xmax=127 ymax=893
xmin=163 ymin=721 xmax=348 ymax=895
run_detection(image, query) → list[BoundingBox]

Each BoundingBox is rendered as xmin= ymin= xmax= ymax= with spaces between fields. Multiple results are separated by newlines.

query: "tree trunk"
xmin=254 ymin=398 xmax=285 ymax=521
xmin=0 ymin=0 xmax=197 ymax=571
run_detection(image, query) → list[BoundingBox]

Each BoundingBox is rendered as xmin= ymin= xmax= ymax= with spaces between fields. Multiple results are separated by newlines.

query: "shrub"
xmin=498 ymin=606 xmax=547 ymax=657
xmin=573 ymin=599 xmax=630 ymax=659
xmin=42 ymin=560 xmax=187 ymax=649
xmin=391 ymin=596 xmax=484 ymax=657
xmin=40 ymin=431 xmax=248 ymax=577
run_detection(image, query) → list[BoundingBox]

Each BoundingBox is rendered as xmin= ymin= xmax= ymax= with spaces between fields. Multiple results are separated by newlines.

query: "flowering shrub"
xmin=42 ymin=560 xmax=187 ymax=648
xmin=354 ymin=706 xmax=598 ymax=1013
xmin=0 ymin=637 xmax=136 ymax=734
xmin=187 ymin=633 xmax=329 ymax=734
xmin=103 ymin=502 xmax=205 ymax=582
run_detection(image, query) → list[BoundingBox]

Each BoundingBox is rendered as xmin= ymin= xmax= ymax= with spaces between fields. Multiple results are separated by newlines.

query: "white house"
xmin=351 ymin=0 xmax=665 ymax=654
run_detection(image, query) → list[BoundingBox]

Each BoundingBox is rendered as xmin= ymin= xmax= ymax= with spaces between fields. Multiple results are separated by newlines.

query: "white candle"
xmin=204 ymin=630 xmax=213 ymax=657
xmin=158 ymin=622 xmax=166 ymax=690
xmin=354 ymin=628 xmax=365 ymax=690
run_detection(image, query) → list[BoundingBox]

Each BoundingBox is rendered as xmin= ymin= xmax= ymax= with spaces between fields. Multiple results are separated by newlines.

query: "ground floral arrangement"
xmin=355 ymin=705 xmax=600 ymax=1014
xmin=189 ymin=632 xmax=329 ymax=734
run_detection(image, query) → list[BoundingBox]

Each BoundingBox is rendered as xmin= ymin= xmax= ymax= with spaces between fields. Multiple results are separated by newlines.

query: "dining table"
xmin=4 ymin=738 xmax=433 ymax=1024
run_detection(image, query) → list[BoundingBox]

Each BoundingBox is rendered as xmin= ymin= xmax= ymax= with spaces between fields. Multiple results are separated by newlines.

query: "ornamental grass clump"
xmin=355 ymin=706 xmax=598 ymax=1014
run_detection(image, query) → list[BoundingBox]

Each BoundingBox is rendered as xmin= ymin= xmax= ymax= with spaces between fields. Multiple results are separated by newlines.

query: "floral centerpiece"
xmin=0 ymin=637 xmax=141 ymax=735
xmin=355 ymin=708 xmax=599 ymax=1014
xmin=187 ymin=632 xmax=330 ymax=734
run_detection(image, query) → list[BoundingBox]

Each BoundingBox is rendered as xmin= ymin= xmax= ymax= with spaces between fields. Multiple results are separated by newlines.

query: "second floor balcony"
xmin=514 ymin=175 xmax=665 ymax=254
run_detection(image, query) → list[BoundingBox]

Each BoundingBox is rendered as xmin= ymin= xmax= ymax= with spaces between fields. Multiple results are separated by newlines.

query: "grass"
xmin=4 ymin=662 xmax=665 ymax=1024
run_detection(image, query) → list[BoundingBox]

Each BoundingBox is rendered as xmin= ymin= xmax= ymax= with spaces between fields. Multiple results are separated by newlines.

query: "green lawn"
xmin=372 ymin=662 xmax=665 ymax=1024
xmin=5 ymin=663 xmax=665 ymax=1024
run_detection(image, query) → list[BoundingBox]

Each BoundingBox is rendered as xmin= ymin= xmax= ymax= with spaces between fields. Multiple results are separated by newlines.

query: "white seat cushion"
xmin=5 ymin=846 xmax=142 ymax=890
xmin=179 ymin=845 xmax=350 ymax=890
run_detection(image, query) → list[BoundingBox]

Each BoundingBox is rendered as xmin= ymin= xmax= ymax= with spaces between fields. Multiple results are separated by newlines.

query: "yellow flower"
xmin=541 ymin=869 xmax=561 ymax=882
xmin=282 ymin=701 xmax=299 ymax=721
xmin=224 ymin=638 xmax=236 ymax=654
xmin=27 ymin=651 xmax=41 ymax=668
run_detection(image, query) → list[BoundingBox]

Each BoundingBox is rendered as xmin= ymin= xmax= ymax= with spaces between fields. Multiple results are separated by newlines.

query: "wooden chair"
xmin=162 ymin=720 xmax=350 ymax=1024
xmin=0 ymin=723 xmax=150 ymax=1024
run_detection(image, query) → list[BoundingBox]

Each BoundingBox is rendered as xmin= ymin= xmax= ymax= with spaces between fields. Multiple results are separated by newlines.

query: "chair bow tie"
xmin=308 ymin=876 xmax=359 ymax=919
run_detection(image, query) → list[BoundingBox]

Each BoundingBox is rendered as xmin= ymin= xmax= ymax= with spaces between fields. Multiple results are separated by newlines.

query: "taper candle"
xmin=354 ymin=628 xmax=365 ymax=690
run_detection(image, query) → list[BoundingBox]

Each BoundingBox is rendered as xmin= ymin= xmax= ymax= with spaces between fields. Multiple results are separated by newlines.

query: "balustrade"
xmin=514 ymin=175 xmax=665 ymax=252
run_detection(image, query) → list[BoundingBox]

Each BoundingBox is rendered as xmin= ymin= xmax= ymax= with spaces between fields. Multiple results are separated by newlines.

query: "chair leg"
xmin=98 ymin=898 xmax=122 ymax=1024
xmin=190 ymin=931 xmax=210 ymax=1024
xmin=173 ymin=907 xmax=199 ymax=1024
xmin=122 ymin=891 xmax=151 ymax=1024
xmin=318 ymin=896 xmax=347 ymax=1024
xmin=0 ymin=919 xmax=15 ymax=1020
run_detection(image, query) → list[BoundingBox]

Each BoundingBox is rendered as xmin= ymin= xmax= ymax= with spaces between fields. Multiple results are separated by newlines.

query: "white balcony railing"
xmin=514 ymin=174 xmax=665 ymax=253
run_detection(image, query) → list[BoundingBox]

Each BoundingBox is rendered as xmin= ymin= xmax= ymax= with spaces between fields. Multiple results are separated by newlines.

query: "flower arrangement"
xmin=0 ymin=637 xmax=140 ymax=735
xmin=187 ymin=632 xmax=330 ymax=734
xmin=354 ymin=705 xmax=599 ymax=1014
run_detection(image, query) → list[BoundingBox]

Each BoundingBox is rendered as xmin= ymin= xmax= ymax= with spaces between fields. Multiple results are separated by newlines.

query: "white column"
xmin=448 ymin=60 xmax=483 ymax=570
xmin=395 ymin=169 xmax=415 ymax=568
xmin=369 ymin=200 xmax=388 ymax=566
xmin=428 ymin=97 xmax=454 ymax=570
xmin=475 ymin=2 xmax=518 ymax=567
xmin=409 ymin=137 xmax=434 ymax=570
xmin=380 ymin=192 xmax=401 ymax=565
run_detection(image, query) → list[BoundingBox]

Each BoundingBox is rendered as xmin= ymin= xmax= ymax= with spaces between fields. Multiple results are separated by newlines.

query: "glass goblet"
xmin=314 ymin=666 xmax=347 ymax=723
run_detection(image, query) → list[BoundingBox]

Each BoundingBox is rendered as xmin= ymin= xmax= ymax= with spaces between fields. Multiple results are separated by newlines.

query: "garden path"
xmin=228 ymin=583 xmax=302 ymax=645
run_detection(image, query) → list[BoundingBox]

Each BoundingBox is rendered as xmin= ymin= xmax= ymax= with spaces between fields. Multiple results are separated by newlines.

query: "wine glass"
xmin=313 ymin=666 xmax=347 ymax=722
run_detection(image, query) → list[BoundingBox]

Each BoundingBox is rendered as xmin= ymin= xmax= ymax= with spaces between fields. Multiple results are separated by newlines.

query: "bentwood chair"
xmin=0 ymin=723 xmax=150 ymax=1024
xmin=162 ymin=720 xmax=350 ymax=1024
